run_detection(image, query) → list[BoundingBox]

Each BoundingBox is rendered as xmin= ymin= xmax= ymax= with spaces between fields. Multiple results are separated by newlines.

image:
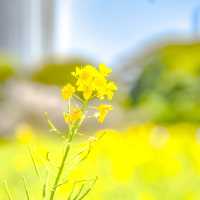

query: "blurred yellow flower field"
xmin=1 ymin=123 xmax=200 ymax=200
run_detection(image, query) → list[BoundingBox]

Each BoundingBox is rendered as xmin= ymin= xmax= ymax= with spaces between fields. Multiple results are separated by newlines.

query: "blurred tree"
xmin=129 ymin=42 xmax=200 ymax=123
xmin=32 ymin=56 xmax=96 ymax=86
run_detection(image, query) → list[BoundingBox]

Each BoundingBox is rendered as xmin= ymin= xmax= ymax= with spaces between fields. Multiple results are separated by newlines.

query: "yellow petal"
xmin=61 ymin=84 xmax=75 ymax=100
xmin=99 ymin=64 xmax=112 ymax=77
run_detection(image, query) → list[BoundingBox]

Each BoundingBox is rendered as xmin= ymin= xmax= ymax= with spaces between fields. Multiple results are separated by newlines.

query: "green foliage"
xmin=0 ymin=58 xmax=15 ymax=83
xmin=130 ymin=42 xmax=200 ymax=123
xmin=32 ymin=57 xmax=95 ymax=86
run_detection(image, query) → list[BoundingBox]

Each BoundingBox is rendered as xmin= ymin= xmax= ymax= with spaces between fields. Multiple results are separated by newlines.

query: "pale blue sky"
xmin=69 ymin=0 xmax=200 ymax=63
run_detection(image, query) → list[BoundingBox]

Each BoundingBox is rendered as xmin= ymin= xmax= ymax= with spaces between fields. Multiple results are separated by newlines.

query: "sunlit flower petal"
xmin=61 ymin=84 xmax=75 ymax=100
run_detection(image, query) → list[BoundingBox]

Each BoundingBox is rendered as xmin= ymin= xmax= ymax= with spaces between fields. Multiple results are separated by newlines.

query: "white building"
xmin=0 ymin=0 xmax=71 ymax=65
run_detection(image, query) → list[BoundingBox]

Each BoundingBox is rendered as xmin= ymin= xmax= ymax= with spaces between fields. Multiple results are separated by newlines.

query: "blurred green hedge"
xmin=130 ymin=42 xmax=200 ymax=123
xmin=32 ymin=56 xmax=95 ymax=86
xmin=0 ymin=57 xmax=15 ymax=83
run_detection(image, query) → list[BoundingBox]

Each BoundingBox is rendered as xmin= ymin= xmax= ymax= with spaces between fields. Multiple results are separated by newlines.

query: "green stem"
xmin=49 ymin=124 xmax=80 ymax=200
xmin=49 ymin=140 xmax=71 ymax=200
xmin=49 ymin=101 xmax=88 ymax=200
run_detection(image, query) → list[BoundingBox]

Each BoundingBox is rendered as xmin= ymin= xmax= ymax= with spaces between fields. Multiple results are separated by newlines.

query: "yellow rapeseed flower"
xmin=64 ymin=108 xmax=83 ymax=125
xmin=96 ymin=81 xmax=117 ymax=100
xmin=93 ymin=73 xmax=107 ymax=89
xmin=71 ymin=64 xmax=117 ymax=101
xmin=73 ymin=65 xmax=97 ymax=100
xmin=61 ymin=84 xmax=75 ymax=100
xmin=83 ymin=86 xmax=93 ymax=100
xmin=79 ymin=65 xmax=97 ymax=81
xmin=105 ymin=81 xmax=117 ymax=99
xmin=99 ymin=64 xmax=112 ymax=77
xmin=73 ymin=65 xmax=97 ymax=86
xmin=96 ymin=104 xmax=112 ymax=123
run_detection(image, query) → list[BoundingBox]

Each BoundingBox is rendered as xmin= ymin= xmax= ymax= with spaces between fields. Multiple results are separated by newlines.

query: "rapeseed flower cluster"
xmin=47 ymin=64 xmax=117 ymax=200
xmin=62 ymin=64 xmax=117 ymax=124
